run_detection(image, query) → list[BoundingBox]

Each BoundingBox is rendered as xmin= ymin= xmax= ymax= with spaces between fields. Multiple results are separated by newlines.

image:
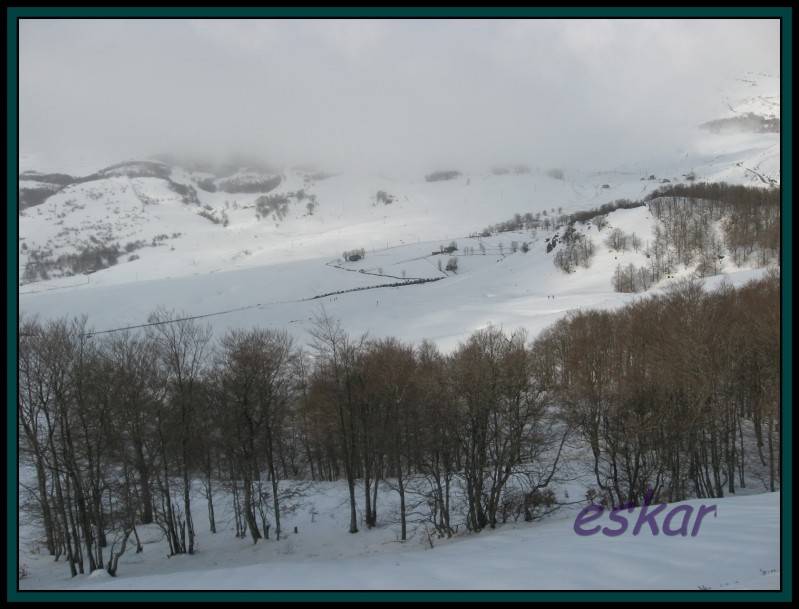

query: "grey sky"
xmin=19 ymin=19 xmax=779 ymax=175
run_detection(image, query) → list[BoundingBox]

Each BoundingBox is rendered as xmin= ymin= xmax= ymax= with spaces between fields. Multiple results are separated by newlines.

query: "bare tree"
xmin=308 ymin=309 xmax=367 ymax=533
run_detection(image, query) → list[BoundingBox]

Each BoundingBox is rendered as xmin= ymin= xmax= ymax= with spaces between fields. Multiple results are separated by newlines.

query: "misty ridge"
xmin=700 ymin=113 xmax=780 ymax=135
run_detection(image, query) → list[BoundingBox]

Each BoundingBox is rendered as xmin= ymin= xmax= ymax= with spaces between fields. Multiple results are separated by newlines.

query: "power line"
xmin=20 ymin=276 xmax=445 ymax=338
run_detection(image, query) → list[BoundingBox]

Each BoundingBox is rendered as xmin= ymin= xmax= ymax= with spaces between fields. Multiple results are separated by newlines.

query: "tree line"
xmin=474 ymin=183 xmax=778 ymax=292
xmin=614 ymin=182 xmax=780 ymax=293
xmin=537 ymin=270 xmax=780 ymax=506
xmin=19 ymin=272 xmax=780 ymax=577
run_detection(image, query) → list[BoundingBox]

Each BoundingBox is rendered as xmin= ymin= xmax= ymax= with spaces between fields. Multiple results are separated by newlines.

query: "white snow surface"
xmin=19 ymin=480 xmax=780 ymax=591
xmin=19 ymin=212 xmax=774 ymax=352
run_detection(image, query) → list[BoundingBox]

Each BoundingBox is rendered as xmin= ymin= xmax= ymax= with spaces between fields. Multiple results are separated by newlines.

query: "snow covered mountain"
xmin=16 ymin=51 xmax=781 ymax=593
xmin=18 ymin=73 xmax=779 ymax=291
xmin=18 ymin=73 xmax=780 ymax=352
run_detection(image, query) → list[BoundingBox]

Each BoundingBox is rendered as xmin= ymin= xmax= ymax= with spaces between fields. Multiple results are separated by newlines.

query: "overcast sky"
xmin=19 ymin=18 xmax=779 ymax=175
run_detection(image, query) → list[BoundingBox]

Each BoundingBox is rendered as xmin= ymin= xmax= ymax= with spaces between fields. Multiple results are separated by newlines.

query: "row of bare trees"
xmin=18 ymin=310 xmax=217 ymax=576
xmin=301 ymin=319 xmax=565 ymax=538
xmin=646 ymin=183 xmax=780 ymax=265
xmin=19 ymin=272 xmax=780 ymax=577
xmin=612 ymin=183 xmax=780 ymax=292
xmin=19 ymin=311 xmax=565 ymax=577
xmin=537 ymin=272 xmax=780 ymax=507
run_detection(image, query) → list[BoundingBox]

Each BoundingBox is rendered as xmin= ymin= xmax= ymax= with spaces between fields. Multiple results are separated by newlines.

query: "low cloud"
xmin=19 ymin=18 xmax=779 ymax=175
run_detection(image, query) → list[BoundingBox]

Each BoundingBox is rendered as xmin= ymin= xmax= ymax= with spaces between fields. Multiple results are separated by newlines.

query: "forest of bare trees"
xmin=614 ymin=183 xmax=780 ymax=292
xmin=538 ymin=271 xmax=780 ymax=506
xmin=476 ymin=184 xmax=778 ymax=291
xmin=18 ymin=272 xmax=780 ymax=578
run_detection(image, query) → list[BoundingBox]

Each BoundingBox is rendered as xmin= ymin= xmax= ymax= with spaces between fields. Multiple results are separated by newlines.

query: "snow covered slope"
xmin=19 ymin=482 xmax=779 ymax=591
xmin=15 ymin=163 xmax=644 ymax=286
xmin=16 ymin=69 xmax=780 ymax=350
xmin=18 ymin=72 xmax=779 ymax=290
xmin=717 ymin=72 xmax=780 ymax=120
xmin=19 ymin=205 xmax=774 ymax=352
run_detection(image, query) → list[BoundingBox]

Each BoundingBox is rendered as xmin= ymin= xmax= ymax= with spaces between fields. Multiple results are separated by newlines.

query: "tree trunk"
xmin=768 ymin=416 xmax=776 ymax=492
xmin=206 ymin=476 xmax=216 ymax=534
xmin=33 ymin=452 xmax=56 ymax=555
xmin=264 ymin=426 xmax=281 ymax=540
xmin=347 ymin=476 xmax=358 ymax=534
xmin=397 ymin=458 xmax=407 ymax=541
xmin=107 ymin=528 xmax=133 ymax=577
xmin=242 ymin=478 xmax=261 ymax=543
xmin=371 ymin=469 xmax=380 ymax=527
xmin=182 ymin=465 xmax=195 ymax=554
xmin=135 ymin=441 xmax=153 ymax=524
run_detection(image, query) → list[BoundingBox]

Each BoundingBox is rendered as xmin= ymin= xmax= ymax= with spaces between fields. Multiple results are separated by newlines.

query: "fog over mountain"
xmin=17 ymin=16 xmax=783 ymax=593
xmin=19 ymin=18 xmax=779 ymax=174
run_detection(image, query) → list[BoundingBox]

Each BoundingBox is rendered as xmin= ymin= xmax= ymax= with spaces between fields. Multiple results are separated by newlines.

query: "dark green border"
xmin=5 ymin=5 xmax=792 ymax=603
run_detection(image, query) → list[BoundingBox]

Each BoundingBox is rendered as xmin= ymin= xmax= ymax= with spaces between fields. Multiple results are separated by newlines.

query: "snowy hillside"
xmin=19 ymin=216 xmax=773 ymax=351
xmin=716 ymin=72 xmax=780 ymax=120
xmin=17 ymin=161 xmax=668 ymax=287
xmin=18 ymin=91 xmax=781 ymax=346
xmin=18 ymin=72 xmax=779 ymax=292
xmin=18 ymin=150 xmax=778 ymax=287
